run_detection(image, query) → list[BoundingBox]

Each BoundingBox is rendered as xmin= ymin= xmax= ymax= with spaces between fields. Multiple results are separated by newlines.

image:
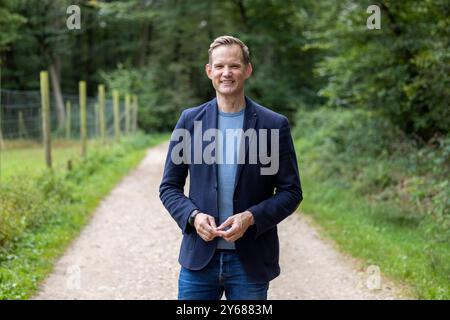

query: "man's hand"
xmin=216 ymin=211 xmax=254 ymax=243
xmin=194 ymin=213 xmax=221 ymax=242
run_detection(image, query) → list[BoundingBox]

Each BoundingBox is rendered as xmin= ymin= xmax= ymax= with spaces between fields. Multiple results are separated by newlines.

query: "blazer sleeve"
xmin=247 ymin=117 xmax=303 ymax=238
xmin=159 ymin=110 xmax=198 ymax=234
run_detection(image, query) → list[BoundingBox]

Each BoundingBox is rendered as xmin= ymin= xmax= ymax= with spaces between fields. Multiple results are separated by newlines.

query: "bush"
xmin=0 ymin=172 xmax=61 ymax=248
xmin=294 ymin=107 xmax=449 ymax=228
xmin=0 ymin=133 xmax=157 ymax=251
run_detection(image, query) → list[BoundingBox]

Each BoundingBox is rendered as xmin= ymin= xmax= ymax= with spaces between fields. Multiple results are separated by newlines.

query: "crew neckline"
xmin=218 ymin=107 xmax=245 ymax=117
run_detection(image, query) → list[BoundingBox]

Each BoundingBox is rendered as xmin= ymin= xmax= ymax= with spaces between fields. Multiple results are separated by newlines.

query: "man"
xmin=159 ymin=35 xmax=302 ymax=300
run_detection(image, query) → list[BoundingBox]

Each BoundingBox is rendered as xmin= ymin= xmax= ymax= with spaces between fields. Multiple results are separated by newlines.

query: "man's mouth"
xmin=220 ymin=80 xmax=235 ymax=85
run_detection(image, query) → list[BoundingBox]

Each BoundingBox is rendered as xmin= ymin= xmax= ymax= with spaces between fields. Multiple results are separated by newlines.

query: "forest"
xmin=0 ymin=0 xmax=449 ymax=300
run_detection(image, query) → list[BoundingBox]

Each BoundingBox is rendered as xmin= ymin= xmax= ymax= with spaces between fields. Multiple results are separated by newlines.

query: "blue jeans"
xmin=178 ymin=249 xmax=269 ymax=300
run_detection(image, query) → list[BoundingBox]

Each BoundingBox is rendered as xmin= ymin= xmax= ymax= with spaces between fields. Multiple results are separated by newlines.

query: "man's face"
xmin=206 ymin=44 xmax=252 ymax=97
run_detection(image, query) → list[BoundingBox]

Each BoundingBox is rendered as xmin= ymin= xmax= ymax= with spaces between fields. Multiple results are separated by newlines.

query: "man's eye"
xmin=215 ymin=65 xmax=223 ymax=68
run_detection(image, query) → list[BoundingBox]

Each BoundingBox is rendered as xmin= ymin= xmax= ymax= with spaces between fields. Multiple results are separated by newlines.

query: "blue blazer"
xmin=159 ymin=96 xmax=302 ymax=282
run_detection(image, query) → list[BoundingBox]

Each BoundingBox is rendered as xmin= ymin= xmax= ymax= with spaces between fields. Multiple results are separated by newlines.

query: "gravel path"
xmin=34 ymin=142 xmax=405 ymax=300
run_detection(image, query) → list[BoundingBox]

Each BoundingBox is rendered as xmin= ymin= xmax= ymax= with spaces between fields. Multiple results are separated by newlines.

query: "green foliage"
xmin=300 ymin=171 xmax=450 ymax=299
xmin=0 ymin=133 xmax=161 ymax=252
xmin=312 ymin=0 xmax=450 ymax=140
xmin=100 ymin=66 xmax=200 ymax=131
xmin=296 ymin=108 xmax=450 ymax=298
xmin=1 ymin=0 xmax=448 ymax=139
xmin=0 ymin=133 xmax=168 ymax=299
xmin=0 ymin=4 xmax=26 ymax=50
xmin=0 ymin=169 xmax=80 ymax=250
xmin=0 ymin=178 xmax=51 ymax=248
xmin=294 ymin=108 xmax=449 ymax=224
xmin=1 ymin=0 xmax=327 ymax=129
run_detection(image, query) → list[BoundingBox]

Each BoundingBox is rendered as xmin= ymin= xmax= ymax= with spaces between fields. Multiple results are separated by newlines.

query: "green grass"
xmin=0 ymin=139 xmax=121 ymax=179
xmin=296 ymin=139 xmax=450 ymax=299
xmin=0 ymin=133 xmax=169 ymax=299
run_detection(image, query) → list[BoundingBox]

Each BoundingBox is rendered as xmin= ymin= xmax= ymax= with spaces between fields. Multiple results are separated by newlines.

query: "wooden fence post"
xmin=98 ymin=84 xmax=105 ymax=144
xmin=18 ymin=111 xmax=28 ymax=138
xmin=94 ymin=102 xmax=99 ymax=138
xmin=113 ymin=90 xmax=120 ymax=142
xmin=132 ymin=95 xmax=138 ymax=133
xmin=79 ymin=81 xmax=87 ymax=157
xmin=125 ymin=93 xmax=131 ymax=136
xmin=40 ymin=71 xmax=52 ymax=168
xmin=65 ymin=101 xmax=71 ymax=140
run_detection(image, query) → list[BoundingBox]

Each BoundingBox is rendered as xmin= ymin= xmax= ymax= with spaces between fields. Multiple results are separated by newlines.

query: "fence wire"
xmin=0 ymin=88 xmax=127 ymax=141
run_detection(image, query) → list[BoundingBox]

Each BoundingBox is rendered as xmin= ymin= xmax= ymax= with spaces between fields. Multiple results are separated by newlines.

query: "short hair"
xmin=208 ymin=35 xmax=250 ymax=65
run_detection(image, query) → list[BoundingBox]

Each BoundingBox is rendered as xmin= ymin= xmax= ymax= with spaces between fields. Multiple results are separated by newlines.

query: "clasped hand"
xmin=193 ymin=211 xmax=254 ymax=243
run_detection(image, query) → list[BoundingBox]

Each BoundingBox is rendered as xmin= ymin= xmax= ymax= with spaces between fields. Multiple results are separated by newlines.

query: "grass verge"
xmin=294 ymin=109 xmax=449 ymax=299
xmin=0 ymin=133 xmax=169 ymax=299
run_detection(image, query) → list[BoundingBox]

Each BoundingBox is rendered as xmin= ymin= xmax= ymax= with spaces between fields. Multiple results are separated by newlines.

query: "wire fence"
xmin=0 ymin=83 xmax=138 ymax=180
xmin=0 ymin=88 xmax=126 ymax=142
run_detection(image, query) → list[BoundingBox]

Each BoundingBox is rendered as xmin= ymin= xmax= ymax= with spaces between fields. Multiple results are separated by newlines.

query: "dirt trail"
xmin=35 ymin=142 xmax=404 ymax=299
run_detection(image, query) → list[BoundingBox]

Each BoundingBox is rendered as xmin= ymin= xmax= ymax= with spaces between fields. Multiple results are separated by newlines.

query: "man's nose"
xmin=223 ymin=66 xmax=232 ymax=76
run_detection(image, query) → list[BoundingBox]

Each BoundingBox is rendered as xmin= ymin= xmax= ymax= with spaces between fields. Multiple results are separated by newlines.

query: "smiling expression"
xmin=206 ymin=44 xmax=253 ymax=97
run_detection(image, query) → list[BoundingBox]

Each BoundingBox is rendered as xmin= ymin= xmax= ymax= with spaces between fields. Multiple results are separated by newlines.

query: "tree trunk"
xmin=236 ymin=0 xmax=248 ymax=30
xmin=0 ymin=130 xmax=4 ymax=150
xmin=138 ymin=23 xmax=151 ymax=67
xmin=49 ymin=59 xmax=65 ymax=129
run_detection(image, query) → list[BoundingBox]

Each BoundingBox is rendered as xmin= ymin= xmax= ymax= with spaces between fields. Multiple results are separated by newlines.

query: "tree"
xmin=0 ymin=1 xmax=26 ymax=148
xmin=312 ymin=0 xmax=449 ymax=140
xmin=6 ymin=0 xmax=74 ymax=129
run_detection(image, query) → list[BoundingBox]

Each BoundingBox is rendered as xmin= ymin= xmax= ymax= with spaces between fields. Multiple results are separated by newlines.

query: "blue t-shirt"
xmin=216 ymin=107 xmax=245 ymax=250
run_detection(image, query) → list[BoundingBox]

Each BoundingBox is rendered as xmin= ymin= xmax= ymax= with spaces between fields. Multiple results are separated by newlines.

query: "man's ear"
xmin=245 ymin=63 xmax=253 ymax=79
xmin=205 ymin=64 xmax=212 ymax=79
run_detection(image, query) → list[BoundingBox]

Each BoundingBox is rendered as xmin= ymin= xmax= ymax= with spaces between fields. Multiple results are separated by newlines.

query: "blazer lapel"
xmin=233 ymin=96 xmax=258 ymax=192
xmin=204 ymin=98 xmax=219 ymax=199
